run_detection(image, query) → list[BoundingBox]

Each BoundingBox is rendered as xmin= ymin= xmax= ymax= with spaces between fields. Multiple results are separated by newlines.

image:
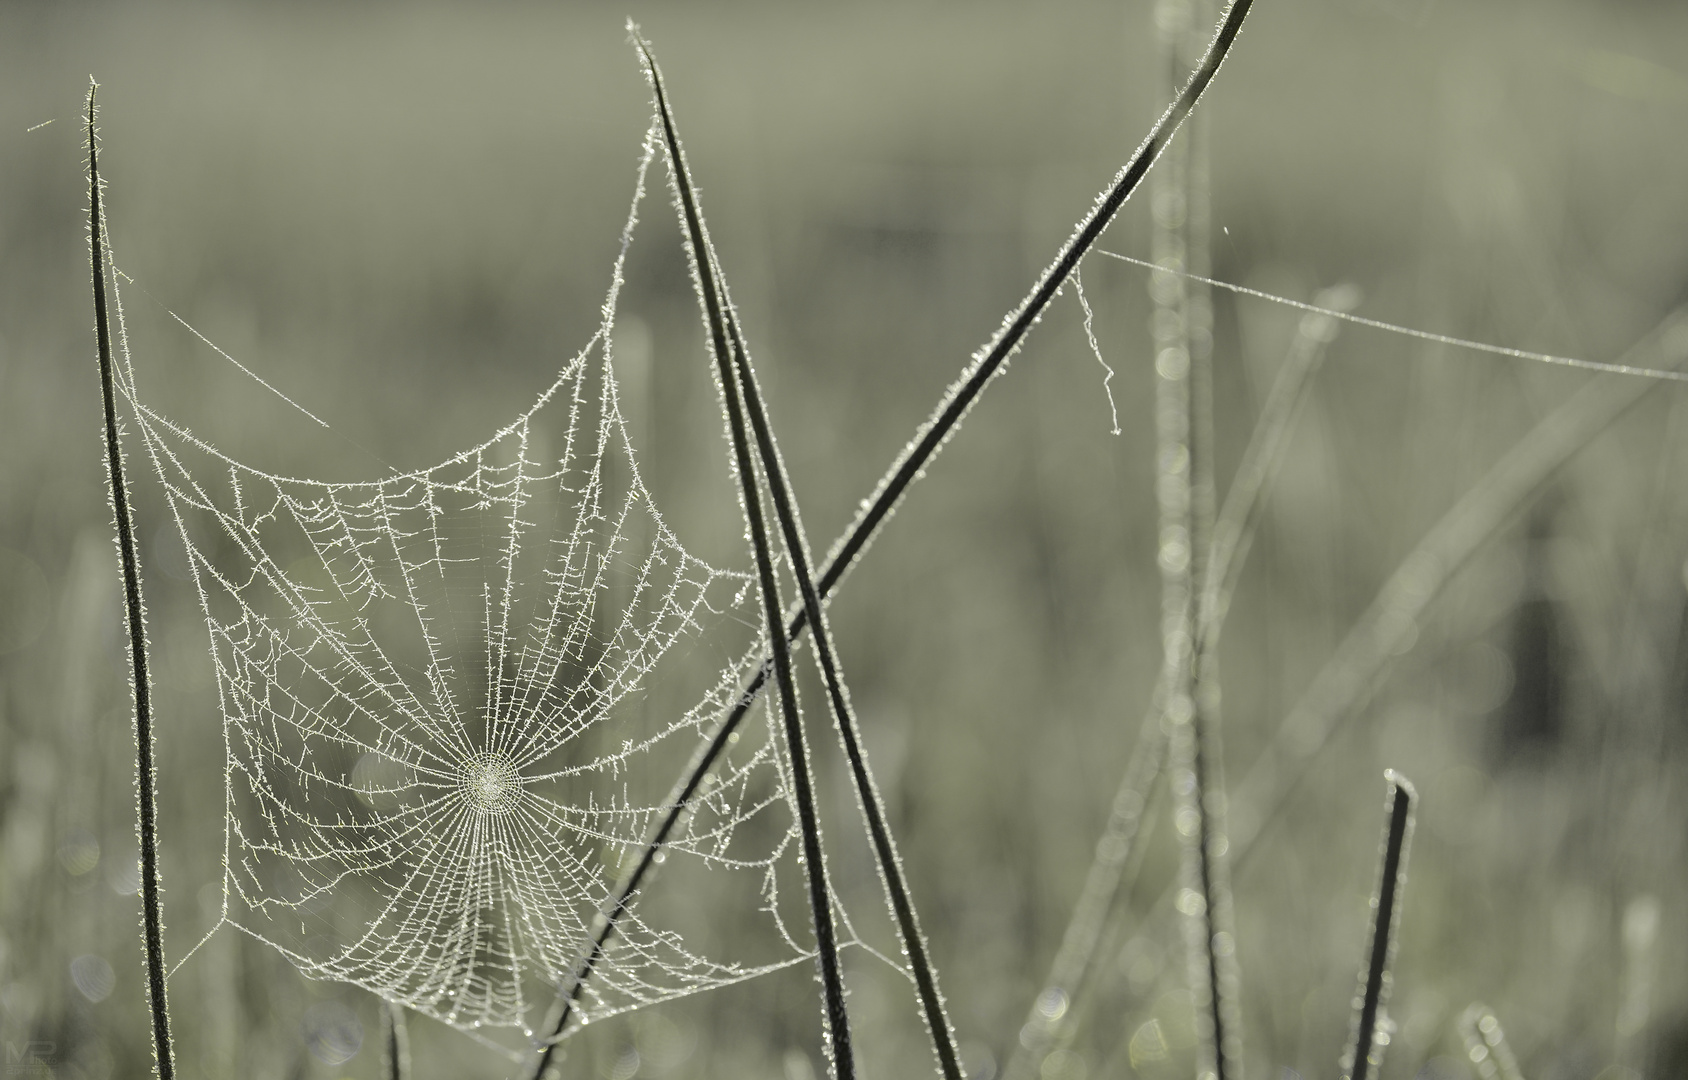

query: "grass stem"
xmin=536 ymin=30 xmax=857 ymax=1080
xmin=1343 ymin=771 xmax=1416 ymax=1080
xmin=528 ymin=7 xmax=1255 ymax=1064
xmin=1458 ymin=1003 xmax=1525 ymax=1080
xmin=657 ymin=73 xmax=857 ymax=1080
xmin=1150 ymin=2 xmax=1239 ymax=1067
xmin=720 ymin=286 xmax=963 ymax=1080
xmin=86 ymin=80 xmax=177 ymax=1080
xmin=1005 ymin=284 xmax=1351 ymax=1080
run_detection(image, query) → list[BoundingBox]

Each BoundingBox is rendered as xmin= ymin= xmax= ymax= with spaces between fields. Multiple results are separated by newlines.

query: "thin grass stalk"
xmin=1151 ymin=268 xmax=1231 ymax=1079
xmin=1005 ymin=289 xmax=1349 ymax=1080
xmin=1161 ymin=583 xmax=1236 ymax=1080
xmin=86 ymin=81 xmax=177 ymax=1080
xmin=1000 ymin=706 xmax=1166 ymax=1080
xmin=529 ymin=7 xmax=1256 ymax=1059
xmin=1180 ymin=93 xmax=1244 ymax=1080
xmin=816 ymin=0 xmax=1253 ymax=596
xmin=1342 ymin=771 xmax=1416 ymax=1080
xmin=531 ymin=32 xmax=859 ymax=1080
xmin=720 ymin=301 xmax=962 ymax=1079
xmin=1180 ymin=2 xmax=1219 ymax=600
xmin=1199 ymin=286 xmax=1359 ymax=645
xmin=382 ymin=1001 xmax=410 ymax=1080
xmin=644 ymin=28 xmax=854 ymax=1077
xmin=1149 ymin=0 xmax=1239 ymax=1071
xmin=1458 ymin=1003 xmax=1525 ymax=1080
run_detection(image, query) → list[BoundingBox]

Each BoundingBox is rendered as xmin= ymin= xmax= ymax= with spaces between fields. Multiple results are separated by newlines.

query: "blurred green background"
xmin=3 ymin=2 xmax=1688 ymax=1078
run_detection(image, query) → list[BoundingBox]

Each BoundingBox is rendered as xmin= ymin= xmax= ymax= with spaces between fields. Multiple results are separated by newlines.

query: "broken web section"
xmin=118 ymin=124 xmax=832 ymax=1038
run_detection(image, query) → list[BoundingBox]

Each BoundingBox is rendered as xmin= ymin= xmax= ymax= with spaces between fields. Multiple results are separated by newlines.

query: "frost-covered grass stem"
xmin=86 ymin=81 xmax=177 ymax=1080
xmin=1150 ymin=0 xmax=1240 ymax=1072
xmin=721 ymin=297 xmax=962 ymax=1080
xmin=637 ymin=29 xmax=855 ymax=1080
xmin=1342 ymin=771 xmax=1415 ymax=1080
xmin=530 ymin=6 xmax=1256 ymax=1061
xmin=816 ymin=0 xmax=1253 ymax=592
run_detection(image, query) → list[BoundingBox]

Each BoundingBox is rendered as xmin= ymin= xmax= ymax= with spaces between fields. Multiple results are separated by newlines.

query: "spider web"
xmin=114 ymin=122 xmax=839 ymax=1039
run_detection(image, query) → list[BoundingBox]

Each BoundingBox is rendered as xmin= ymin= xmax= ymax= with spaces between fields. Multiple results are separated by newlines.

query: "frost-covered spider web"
xmin=115 ymin=123 xmax=839 ymax=1039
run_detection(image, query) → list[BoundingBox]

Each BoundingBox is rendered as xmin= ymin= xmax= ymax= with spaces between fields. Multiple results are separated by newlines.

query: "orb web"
xmin=114 ymin=122 xmax=837 ymax=1039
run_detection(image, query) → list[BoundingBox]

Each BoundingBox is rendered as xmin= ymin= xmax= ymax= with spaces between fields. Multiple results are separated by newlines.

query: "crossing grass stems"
xmin=530 ymin=3 xmax=1254 ymax=1073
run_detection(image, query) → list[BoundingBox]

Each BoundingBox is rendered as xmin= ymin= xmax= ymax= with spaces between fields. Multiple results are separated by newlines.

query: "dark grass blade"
xmin=1342 ymin=771 xmax=1416 ymax=1080
xmin=529 ymin=4 xmax=1256 ymax=1062
xmin=719 ymin=286 xmax=963 ymax=1079
xmin=651 ymin=48 xmax=855 ymax=1077
xmin=382 ymin=1001 xmax=410 ymax=1080
xmin=532 ymin=30 xmax=856 ymax=1080
xmin=1459 ymin=1003 xmax=1525 ymax=1080
xmin=87 ymin=80 xmax=178 ymax=1080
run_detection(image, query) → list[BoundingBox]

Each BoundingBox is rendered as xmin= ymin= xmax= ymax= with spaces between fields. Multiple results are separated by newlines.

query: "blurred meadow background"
xmin=4 ymin=1 xmax=1688 ymax=1078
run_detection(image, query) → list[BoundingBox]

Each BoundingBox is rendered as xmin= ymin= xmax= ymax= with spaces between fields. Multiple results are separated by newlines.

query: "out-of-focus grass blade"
xmin=721 ymin=297 xmax=963 ymax=1079
xmin=1007 ymin=286 xmax=1356 ymax=1080
xmin=1229 ymin=308 xmax=1688 ymax=859
xmin=382 ymin=1001 xmax=409 ymax=1080
xmin=632 ymin=28 xmax=856 ymax=1080
xmin=1459 ymin=1002 xmax=1526 ymax=1080
xmin=1200 ymin=284 xmax=1361 ymax=646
